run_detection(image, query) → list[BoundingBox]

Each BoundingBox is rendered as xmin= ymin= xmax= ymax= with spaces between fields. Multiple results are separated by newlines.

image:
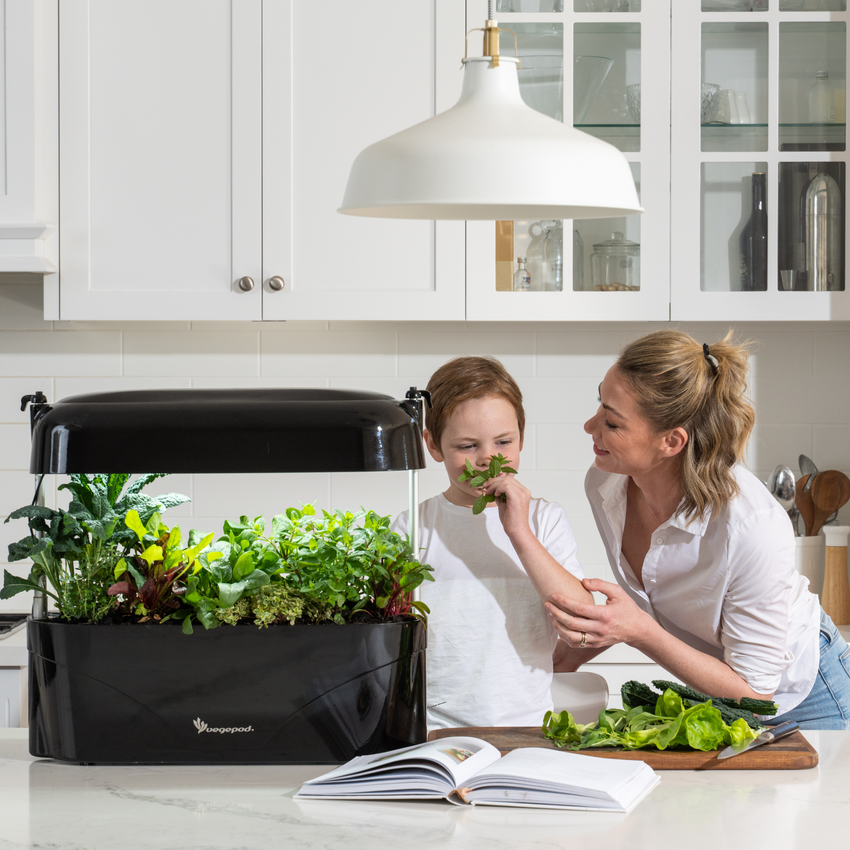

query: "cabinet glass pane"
xmin=701 ymin=162 xmax=769 ymax=291
xmin=701 ymin=23 xmax=768 ymax=153
xmin=575 ymin=23 xmax=640 ymax=153
xmin=702 ymin=1 xmax=768 ymax=10
xmin=495 ymin=163 xmax=640 ymax=293
xmin=778 ymin=161 xmax=845 ymax=290
xmin=495 ymin=0 xmax=564 ymax=10
xmin=499 ymin=24 xmax=563 ymax=121
xmin=778 ymin=23 xmax=846 ymax=153
xmin=574 ymin=162 xmax=641 ymax=290
xmin=779 ymin=2 xmax=847 ymax=10
xmin=574 ymin=1 xmax=640 ymax=10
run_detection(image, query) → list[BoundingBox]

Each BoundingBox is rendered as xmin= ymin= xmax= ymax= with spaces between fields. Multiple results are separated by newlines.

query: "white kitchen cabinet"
xmin=56 ymin=0 xmax=465 ymax=322
xmin=0 ymin=0 xmax=57 ymax=275
xmin=461 ymin=0 xmax=671 ymax=321
xmin=671 ymin=3 xmax=850 ymax=321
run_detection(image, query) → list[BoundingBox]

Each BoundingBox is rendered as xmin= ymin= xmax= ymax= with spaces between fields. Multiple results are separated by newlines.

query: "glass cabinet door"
xmin=672 ymin=4 xmax=850 ymax=320
xmin=465 ymin=0 xmax=669 ymax=321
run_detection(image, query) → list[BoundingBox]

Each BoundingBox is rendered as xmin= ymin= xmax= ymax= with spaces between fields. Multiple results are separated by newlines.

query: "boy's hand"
xmin=458 ymin=454 xmax=517 ymax=514
xmin=484 ymin=472 xmax=532 ymax=540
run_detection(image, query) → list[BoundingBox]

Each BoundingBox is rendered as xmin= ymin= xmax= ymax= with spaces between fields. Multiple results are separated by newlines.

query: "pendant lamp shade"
xmin=339 ymin=57 xmax=642 ymax=221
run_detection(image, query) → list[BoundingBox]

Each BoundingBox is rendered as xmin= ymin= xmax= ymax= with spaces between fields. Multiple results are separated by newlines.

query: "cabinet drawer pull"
xmin=267 ymin=276 xmax=286 ymax=291
xmin=237 ymin=276 xmax=254 ymax=292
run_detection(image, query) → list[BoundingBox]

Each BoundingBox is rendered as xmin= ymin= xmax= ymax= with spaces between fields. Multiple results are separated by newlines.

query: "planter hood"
xmin=26 ymin=388 xmax=426 ymax=474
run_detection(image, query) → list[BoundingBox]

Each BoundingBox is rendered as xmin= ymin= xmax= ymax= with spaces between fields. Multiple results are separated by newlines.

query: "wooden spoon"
xmin=811 ymin=471 xmax=850 ymax=537
xmin=795 ymin=473 xmax=816 ymax=537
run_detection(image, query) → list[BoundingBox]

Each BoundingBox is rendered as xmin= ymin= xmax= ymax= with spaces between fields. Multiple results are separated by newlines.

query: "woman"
xmin=547 ymin=329 xmax=850 ymax=729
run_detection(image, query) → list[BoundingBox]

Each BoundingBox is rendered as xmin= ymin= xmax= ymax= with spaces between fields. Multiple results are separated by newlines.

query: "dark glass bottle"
xmin=739 ymin=172 xmax=767 ymax=292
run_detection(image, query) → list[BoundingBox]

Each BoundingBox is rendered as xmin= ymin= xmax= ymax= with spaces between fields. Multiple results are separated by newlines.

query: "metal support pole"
xmin=31 ymin=474 xmax=47 ymax=620
xmin=409 ymin=468 xmax=420 ymax=604
xmin=402 ymin=386 xmax=430 ymax=606
xmin=21 ymin=391 xmax=48 ymax=620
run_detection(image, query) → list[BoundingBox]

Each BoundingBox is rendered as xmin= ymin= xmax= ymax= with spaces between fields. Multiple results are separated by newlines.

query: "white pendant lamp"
xmin=339 ymin=13 xmax=642 ymax=222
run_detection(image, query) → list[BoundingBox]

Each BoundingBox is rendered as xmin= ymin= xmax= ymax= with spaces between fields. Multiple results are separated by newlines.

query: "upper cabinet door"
xmin=261 ymin=0 xmax=466 ymax=321
xmin=671 ymin=3 xmax=850 ymax=321
xmin=462 ymin=0 xmax=671 ymax=322
xmin=58 ymin=0 xmax=263 ymax=321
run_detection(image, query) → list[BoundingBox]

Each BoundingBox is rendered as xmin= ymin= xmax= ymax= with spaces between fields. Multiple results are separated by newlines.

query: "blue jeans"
xmin=771 ymin=608 xmax=850 ymax=730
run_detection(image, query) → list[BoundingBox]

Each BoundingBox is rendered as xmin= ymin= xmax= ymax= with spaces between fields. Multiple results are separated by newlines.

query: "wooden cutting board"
xmin=428 ymin=726 xmax=818 ymax=770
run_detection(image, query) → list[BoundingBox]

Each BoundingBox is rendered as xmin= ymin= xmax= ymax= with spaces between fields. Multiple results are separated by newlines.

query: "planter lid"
xmin=28 ymin=388 xmax=425 ymax=474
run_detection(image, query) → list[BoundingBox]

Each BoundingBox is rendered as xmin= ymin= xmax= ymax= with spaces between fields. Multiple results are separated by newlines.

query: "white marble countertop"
xmin=1 ymin=729 xmax=849 ymax=850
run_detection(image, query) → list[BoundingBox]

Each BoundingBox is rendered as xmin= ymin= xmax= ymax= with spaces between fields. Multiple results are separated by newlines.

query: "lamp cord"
xmin=488 ymin=1 xmax=494 ymax=20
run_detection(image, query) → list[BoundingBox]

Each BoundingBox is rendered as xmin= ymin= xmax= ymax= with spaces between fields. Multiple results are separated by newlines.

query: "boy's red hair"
xmin=425 ymin=356 xmax=525 ymax=450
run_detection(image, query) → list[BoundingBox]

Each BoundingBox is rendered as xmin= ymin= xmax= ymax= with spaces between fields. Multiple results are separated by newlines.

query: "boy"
xmin=392 ymin=356 xmax=592 ymax=730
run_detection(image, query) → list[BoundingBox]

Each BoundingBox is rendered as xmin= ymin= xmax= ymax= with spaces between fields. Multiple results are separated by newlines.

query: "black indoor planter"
xmin=20 ymin=387 xmax=431 ymax=765
xmin=28 ymin=616 xmax=426 ymax=765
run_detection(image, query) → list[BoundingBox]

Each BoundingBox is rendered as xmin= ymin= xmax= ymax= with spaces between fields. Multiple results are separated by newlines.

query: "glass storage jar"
xmin=590 ymin=232 xmax=640 ymax=291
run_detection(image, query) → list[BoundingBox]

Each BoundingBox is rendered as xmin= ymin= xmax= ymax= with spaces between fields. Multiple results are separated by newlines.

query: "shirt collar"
xmin=597 ymin=473 xmax=711 ymax=537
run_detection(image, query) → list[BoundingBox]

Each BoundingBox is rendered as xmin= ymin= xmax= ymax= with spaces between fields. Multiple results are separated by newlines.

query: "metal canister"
xmin=805 ymin=172 xmax=843 ymax=292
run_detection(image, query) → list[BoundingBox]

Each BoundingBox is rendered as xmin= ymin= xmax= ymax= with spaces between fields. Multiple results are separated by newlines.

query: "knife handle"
xmin=767 ymin=721 xmax=799 ymax=741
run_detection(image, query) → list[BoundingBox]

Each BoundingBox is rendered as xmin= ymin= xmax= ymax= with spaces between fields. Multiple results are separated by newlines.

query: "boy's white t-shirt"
xmin=392 ymin=493 xmax=584 ymax=730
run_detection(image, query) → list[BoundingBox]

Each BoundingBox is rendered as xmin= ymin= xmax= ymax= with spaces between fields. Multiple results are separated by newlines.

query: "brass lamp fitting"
xmin=463 ymin=18 xmax=520 ymax=70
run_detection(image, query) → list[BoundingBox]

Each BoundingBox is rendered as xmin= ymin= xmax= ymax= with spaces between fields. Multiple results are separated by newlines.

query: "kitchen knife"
xmin=716 ymin=721 xmax=800 ymax=760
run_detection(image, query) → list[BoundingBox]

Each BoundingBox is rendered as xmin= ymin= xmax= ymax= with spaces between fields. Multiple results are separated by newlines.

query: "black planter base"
xmin=28 ymin=617 xmax=426 ymax=765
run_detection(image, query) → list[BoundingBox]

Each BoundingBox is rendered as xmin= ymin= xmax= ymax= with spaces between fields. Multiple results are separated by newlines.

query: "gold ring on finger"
xmin=580 ymin=631 xmax=587 ymax=648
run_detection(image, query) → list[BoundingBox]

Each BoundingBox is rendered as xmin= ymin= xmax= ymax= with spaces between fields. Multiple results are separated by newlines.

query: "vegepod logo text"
xmin=193 ymin=718 xmax=254 ymax=735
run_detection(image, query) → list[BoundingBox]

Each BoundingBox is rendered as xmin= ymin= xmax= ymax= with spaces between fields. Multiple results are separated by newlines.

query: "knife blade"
xmin=716 ymin=721 xmax=800 ymax=760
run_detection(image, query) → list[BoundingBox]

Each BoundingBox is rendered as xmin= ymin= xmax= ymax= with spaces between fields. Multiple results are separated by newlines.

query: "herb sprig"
xmin=458 ymin=453 xmax=518 ymax=515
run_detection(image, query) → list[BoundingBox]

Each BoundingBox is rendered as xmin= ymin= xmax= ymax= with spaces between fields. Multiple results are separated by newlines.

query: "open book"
xmin=295 ymin=736 xmax=659 ymax=812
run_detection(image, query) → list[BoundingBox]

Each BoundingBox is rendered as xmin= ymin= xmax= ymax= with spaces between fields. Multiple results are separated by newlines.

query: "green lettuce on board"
xmin=542 ymin=687 xmax=766 ymax=752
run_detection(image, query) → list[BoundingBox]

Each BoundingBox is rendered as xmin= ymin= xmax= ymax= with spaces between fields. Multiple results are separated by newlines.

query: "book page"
xmin=297 ymin=736 xmax=500 ymax=794
xmin=466 ymin=748 xmax=652 ymax=796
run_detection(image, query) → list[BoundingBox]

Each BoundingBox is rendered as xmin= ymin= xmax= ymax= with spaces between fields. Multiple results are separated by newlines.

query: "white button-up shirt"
xmin=586 ymin=464 xmax=820 ymax=714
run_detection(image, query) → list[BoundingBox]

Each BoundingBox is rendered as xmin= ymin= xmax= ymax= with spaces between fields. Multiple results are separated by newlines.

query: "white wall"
xmin=3 ymin=277 xmax=850 ymax=613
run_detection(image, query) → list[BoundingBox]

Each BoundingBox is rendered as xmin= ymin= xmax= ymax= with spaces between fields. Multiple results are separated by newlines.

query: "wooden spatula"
xmin=811 ymin=471 xmax=850 ymax=537
xmin=796 ymin=473 xmax=816 ymax=537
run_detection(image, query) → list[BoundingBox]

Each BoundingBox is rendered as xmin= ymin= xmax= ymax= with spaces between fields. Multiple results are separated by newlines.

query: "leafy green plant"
xmin=542 ymin=685 xmax=771 ymax=753
xmin=181 ymin=505 xmax=434 ymax=633
xmin=1 ymin=473 xmax=190 ymax=622
xmin=457 ymin=454 xmax=517 ymax=514
xmin=107 ymin=510 xmax=218 ymax=622
xmin=624 ymin=679 xmax=777 ymax=728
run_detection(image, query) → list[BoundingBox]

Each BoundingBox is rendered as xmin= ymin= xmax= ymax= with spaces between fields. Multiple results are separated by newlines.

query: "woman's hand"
xmin=482 ymin=472 xmax=533 ymax=541
xmin=545 ymin=577 xmax=656 ymax=651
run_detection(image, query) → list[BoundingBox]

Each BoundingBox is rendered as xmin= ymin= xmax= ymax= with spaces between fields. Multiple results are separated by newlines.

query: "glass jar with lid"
xmin=590 ymin=232 xmax=640 ymax=291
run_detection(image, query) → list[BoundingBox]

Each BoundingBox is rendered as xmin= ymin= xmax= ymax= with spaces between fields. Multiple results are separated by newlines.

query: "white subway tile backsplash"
xmin=0 ymin=285 xmax=52 ymax=331
xmin=2 ymin=315 xmax=850 ymax=627
xmin=536 ymin=423 xmax=594 ymax=471
xmin=753 ymin=376 xmax=850 ymax=424
xmin=812 ymin=426 xmax=850 ymax=473
xmin=1 ymin=378 xmax=53 ymax=423
xmin=522 ymin=376 xmax=601 ymax=424
xmin=190 ymin=376 xmax=329 ymax=389
xmin=0 ymin=425 xmax=32 ymax=471
xmin=746 ymin=424 xmax=813 ymax=476
xmin=261 ymin=332 xmax=397 ymax=377
xmin=747 ymin=331 xmax=813 ymax=378
xmin=190 ymin=472 xmax=331 ymax=519
xmin=124 ymin=331 xmax=260 ymax=377
xmin=54 ymin=376 xmax=192 ymax=398
xmin=814 ymin=330 xmax=850 ymax=378
xmin=0 ymin=331 xmax=122 ymax=377
xmin=397 ymin=331 xmax=535 ymax=378
xmin=537 ymin=330 xmax=623 ymax=377
xmin=1 ymin=471 xmax=54 ymax=516
xmin=328 ymin=470 xmax=418 ymax=520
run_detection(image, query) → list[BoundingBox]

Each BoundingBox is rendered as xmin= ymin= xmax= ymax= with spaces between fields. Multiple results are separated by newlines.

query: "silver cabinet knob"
xmin=237 ymin=276 xmax=254 ymax=292
xmin=267 ymin=276 xmax=286 ymax=291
